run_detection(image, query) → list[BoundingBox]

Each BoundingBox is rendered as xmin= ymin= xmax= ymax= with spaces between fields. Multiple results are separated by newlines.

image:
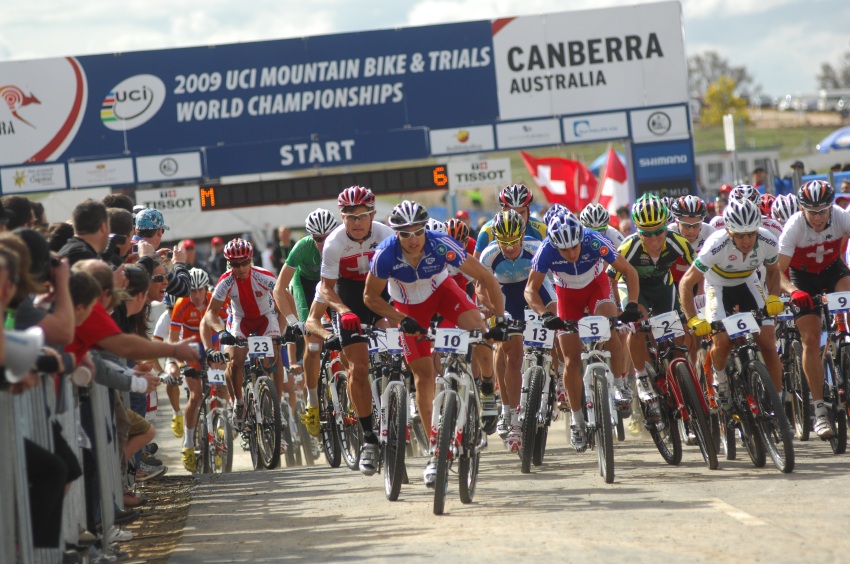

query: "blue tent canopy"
xmin=817 ymin=124 xmax=850 ymax=153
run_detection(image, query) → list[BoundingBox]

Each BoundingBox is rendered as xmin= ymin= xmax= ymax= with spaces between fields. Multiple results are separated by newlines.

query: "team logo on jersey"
xmin=599 ymin=246 xmax=609 ymax=256
xmin=255 ymin=291 xmax=262 ymax=297
xmin=436 ymin=244 xmax=447 ymax=255
xmin=425 ymin=257 xmax=436 ymax=265
xmin=590 ymin=240 xmax=601 ymax=250
xmin=729 ymin=254 xmax=737 ymax=260
xmin=446 ymin=251 xmax=456 ymax=261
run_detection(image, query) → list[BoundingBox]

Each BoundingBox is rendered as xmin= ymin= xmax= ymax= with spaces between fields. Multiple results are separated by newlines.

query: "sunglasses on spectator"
xmin=397 ymin=227 xmax=426 ymax=239
xmin=229 ymin=260 xmax=252 ymax=268
xmin=341 ymin=211 xmax=373 ymax=222
xmin=151 ymin=274 xmax=167 ymax=283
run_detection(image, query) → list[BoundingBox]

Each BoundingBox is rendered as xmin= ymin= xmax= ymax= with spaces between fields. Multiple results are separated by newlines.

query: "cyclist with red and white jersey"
xmin=711 ymin=185 xmax=782 ymax=239
xmin=201 ymin=238 xmax=288 ymax=431
xmin=777 ymin=180 xmax=850 ymax=439
xmin=525 ymin=214 xmax=641 ymax=452
xmin=365 ymin=200 xmax=507 ymax=486
xmin=320 ymin=186 xmax=395 ymax=475
xmin=668 ymin=196 xmax=716 ymax=284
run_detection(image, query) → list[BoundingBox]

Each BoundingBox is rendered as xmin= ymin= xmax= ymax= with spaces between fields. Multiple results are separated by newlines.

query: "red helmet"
xmin=758 ymin=193 xmax=776 ymax=217
xmin=455 ymin=210 xmax=470 ymax=219
xmin=445 ymin=218 xmax=470 ymax=243
xmin=337 ymin=186 xmax=375 ymax=209
xmin=719 ymin=184 xmax=734 ymax=195
xmin=499 ymin=183 xmax=533 ymax=208
xmin=223 ymin=238 xmax=253 ymax=261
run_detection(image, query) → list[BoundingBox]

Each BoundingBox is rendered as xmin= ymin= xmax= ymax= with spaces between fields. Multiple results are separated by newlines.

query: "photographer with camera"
xmin=132 ymin=208 xmax=192 ymax=298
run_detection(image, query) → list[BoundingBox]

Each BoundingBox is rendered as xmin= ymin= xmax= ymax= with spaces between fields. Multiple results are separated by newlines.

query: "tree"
xmin=700 ymin=76 xmax=750 ymax=127
xmin=688 ymin=51 xmax=756 ymax=98
xmin=818 ymin=42 xmax=850 ymax=88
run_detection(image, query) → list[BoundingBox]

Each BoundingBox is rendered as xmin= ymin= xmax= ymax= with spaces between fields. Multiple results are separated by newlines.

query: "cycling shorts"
xmin=396 ymin=277 xmax=477 ymax=362
xmin=335 ymin=278 xmax=388 ymax=348
xmin=502 ymin=280 xmax=555 ymax=321
xmin=228 ymin=312 xmax=281 ymax=340
xmin=790 ymin=259 xmax=850 ymax=318
xmin=636 ymin=281 xmax=677 ymax=316
xmin=292 ymin=274 xmax=320 ymax=322
xmin=704 ymin=278 xmax=773 ymax=327
xmin=556 ymin=271 xmax=614 ymax=322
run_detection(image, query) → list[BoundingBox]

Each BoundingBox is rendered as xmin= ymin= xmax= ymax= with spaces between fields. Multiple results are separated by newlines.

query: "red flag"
xmin=596 ymin=146 xmax=628 ymax=228
xmin=520 ymin=151 xmax=598 ymax=213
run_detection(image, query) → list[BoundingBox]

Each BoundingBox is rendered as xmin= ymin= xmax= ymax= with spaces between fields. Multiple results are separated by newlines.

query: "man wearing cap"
xmin=180 ymin=238 xmax=207 ymax=273
xmin=208 ymin=236 xmax=227 ymax=279
xmin=134 ymin=208 xmax=192 ymax=298
xmin=752 ymin=167 xmax=767 ymax=193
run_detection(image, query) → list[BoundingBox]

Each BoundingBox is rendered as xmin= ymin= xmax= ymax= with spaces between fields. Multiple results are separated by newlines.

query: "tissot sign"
xmin=0 ymin=1 xmax=692 ymax=196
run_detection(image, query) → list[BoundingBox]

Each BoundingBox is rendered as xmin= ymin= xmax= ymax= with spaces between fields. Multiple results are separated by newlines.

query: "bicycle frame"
xmin=520 ymin=346 xmax=553 ymax=427
xmin=431 ymin=335 xmax=483 ymax=457
xmin=581 ymin=346 xmax=618 ymax=431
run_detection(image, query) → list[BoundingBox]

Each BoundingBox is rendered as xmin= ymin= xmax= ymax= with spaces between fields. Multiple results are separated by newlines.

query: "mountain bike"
xmin=428 ymin=327 xmax=487 ymax=515
xmin=637 ymin=311 xmax=718 ymax=470
xmin=812 ymin=292 xmax=849 ymax=454
xmin=519 ymin=311 xmax=557 ymax=474
xmin=221 ymin=333 xmax=284 ymax=470
xmin=185 ymin=364 xmax=233 ymax=474
xmin=316 ymin=334 xmax=361 ymax=470
xmin=776 ymin=298 xmax=810 ymax=441
xmin=711 ymin=310 xmax=794 ymax=473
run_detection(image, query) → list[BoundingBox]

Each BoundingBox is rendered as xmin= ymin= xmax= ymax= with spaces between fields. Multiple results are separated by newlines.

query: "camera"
xmin=102 ymin=234 xmax=128 ymax=268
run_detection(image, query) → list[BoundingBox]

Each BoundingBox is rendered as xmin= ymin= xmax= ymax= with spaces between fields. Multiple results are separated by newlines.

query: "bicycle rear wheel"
xmin=338 ymin=376 xmax=362 ymax=471
xmin=434 ymin=392 xmax=458 ymax=515
xmin=675 ymin=363 xmax=718 ymax=470
xmin=459 ymin=390 xmax=481 ymax=504
xmin=255 ymin=376 xmax=282 ymax=470
xmin=748 ymin=362 xmax=794 ymax=473
xmin=279 ymin=401 xmax=300 ymax=467
xmin=210 ymin=407 xmax=233 ymax=473
xmin=193 ymin=401 xmax=209 ymax=474
xmin=384 ymin=386 xmax=408 ymax=502
xmin=592 ymin=369 xmax=614 ymax=484
xmin=520 ymin=366 xmax=544 ymax=474
xmin=788 ymin=340 xmax=811 ymax=441
xmin=825 ymin=354 xmax=848 ymax=454
xmin=734 ymin=374 xmax=766 ymax=468
xmin=647 ymin=374 xmax=681 ymax=466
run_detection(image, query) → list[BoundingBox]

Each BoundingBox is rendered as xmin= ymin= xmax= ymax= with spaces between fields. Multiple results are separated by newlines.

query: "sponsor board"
xmin=429 ymin=125 xmax=495 ymax=155
xmin=68 ymin=158 xmax=135 ymax=188
xmin=629 ymin=105 xmax=690 ymax=144
xmin=632 ymin=139 xmax=695 ymax=182
xmin=135 ymin=185 xmax=200 ymax=212
xmin=101 ymin=74 xmax=167 ymax=131
xmin=447 ymin=157 xmax=511 ymax=190
xmin=136 ymin=152 xmax=202 ymax=183
xmin=495 ymin=119 xmax=560 ymax=149
xmin=635 ymin=178 xmax=695 ymax=200
xmin=562 ymin=111 xmax=628 ymax=143
xmin=1 ymin=163 xmax=67 ymax=194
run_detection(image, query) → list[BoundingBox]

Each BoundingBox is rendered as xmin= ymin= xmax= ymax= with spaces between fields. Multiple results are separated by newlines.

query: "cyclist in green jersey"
xmin=607 ymin=194 xmax=694 ymax=426
xmin=273 ymin=209 xmax=339 ymax=435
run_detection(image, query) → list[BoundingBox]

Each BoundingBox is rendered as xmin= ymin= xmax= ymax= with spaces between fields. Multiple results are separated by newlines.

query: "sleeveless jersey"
xmin=778 ymin=205 xmax=850 ymax=274
xmin=694 ymin=228 xmax=778 ymax=287
xmin=321 ymin=221 xmax=394 ymax=281
xmin=531 ymin=230 xmax=619 ymax=289
xmin=370 ymin=231 xmax=466 ymax=305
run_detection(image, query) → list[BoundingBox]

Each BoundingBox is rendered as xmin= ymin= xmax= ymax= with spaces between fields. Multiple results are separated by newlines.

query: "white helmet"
xmin=305 ymin=208 xmax=339 ymax=236
xmin=579 ymin=203 xmax=610 ymax=230
xmin=189 ymin=267 xmax=210 ymax=290
xmin=388 ymin=200 xmax=428 ymax=229
xmin=729 ymin=184 xmax=759 ymax=204
xmin=723 ymin=198 xmax=761 ymax=233
xmin=425 ymin=218 xmax=447 ymax=234
xmin=771 ymin=194 xmax=799 ymax=225
xmin=548 ymin=214 xmax=584 ymax=249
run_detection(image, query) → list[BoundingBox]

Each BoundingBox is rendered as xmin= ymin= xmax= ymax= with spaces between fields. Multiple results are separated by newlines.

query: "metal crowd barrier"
xmin=1 ymin=374 xmax=125 ymax=563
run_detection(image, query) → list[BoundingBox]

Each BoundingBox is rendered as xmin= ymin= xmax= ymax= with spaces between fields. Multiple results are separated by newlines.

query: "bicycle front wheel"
xmin=748 ymin=361 xmax=794 ymax=473
xmin=592 ymin=369 xmax=614 ymax=484
xmin=338 ymin=376 xmax=363 ymax=471
xmin=648 ymin=375 xmax=681 ymax=466
xmin=384 ymin=385 xmax=408 ymax=502
xmin=255 ymin=376 xmax=282 ymax=470
xmin=789 ymin=340 xmax=811 ymax=441
xmin=826 ymin=352 xmax=848 ymax=454
xmin=520 ymin=366 xmax=544 ymax=474
xmin=194 ymin=401 xmax=209 ymax=474
xmin=210 ymin=407 xmax=233 ymax=473
xmin=459 ymin=390 xmax=481 ymax=504
xmin=674 ymin=363 xmax=718 ymax=470
xmin=434 ymin=392 xmax=458 ymax=515
xmin=319 ymin=374 xmax=341 ymax=468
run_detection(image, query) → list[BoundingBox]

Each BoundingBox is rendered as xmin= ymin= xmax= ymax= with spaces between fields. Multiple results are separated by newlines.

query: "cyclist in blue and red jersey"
xmin=365 ymin=200 xmax=508 ymax=487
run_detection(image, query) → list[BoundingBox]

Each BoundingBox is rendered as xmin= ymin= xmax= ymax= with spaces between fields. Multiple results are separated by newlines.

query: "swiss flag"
xmin=596 ymin=145 xmax=628 ymax=229
xmin=520 ymin=151 xmax=598 ymax=212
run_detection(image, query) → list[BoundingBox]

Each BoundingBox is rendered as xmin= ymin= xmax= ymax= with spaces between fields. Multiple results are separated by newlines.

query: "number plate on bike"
xmin=434 ymin=328 xmax=469 ymax=354
xmin=826 ymin=291 xmax=850 ymax=313
xmin=578 ymin=316 xmax=611 ymax=343
xmin=777 ymin=297 xmax=793 ymax=321
xmin=524 ymin=309 xmax=543 ymax=323
xmin=247 ymin=336 xmax=274 ymax=358
xmin=723 ymin=312 xmax=759 ymax=338
xmin=384 ymin=328 xmax=403 ymax=353
xmin=523 ymin=321 xmax=555 ymax=349
xmin=207 ymin=369 xmax=226 ymax=385
xmin=650 ymin=311 xmax=685 ymax=342
xmin=368 ymin=331 xmax=387 ymax=354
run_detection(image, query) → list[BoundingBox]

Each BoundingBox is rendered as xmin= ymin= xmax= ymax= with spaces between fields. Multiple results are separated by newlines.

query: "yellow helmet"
xmin=493 ymin=209 xmax=525 ymax=242
xmin=631 ymin=194 xmax=668 ymax=230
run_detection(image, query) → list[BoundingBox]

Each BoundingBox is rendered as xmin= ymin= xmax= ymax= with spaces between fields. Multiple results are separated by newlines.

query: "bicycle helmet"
xmin=492 ymin=209 xmax=525 ymax=242
xmin=579 ymin=203 xmax=610 ymax=230
xmin=670 ymin=195 xmax=707 ymax=219
xmin=499 ymin=183 xmax=533 ymax=208
xmin=223 ymin=238 xmax=253 ymax=260
xmin=162 ymin=293 xmax=176 ymax=308
xmin=631 ymin=194 xmax=668 ymax=230
xmin=547 ymin=214 xmax=584 ymax=250
xmin=798 ymin=179 xmax=835 ymax=209
xmin=387 ymin=200 xmax=428 ymax=229
xmin=425 ymin=218 xmax=447 ymax=234
xmin=305 ymin=208 xmax=339 ymax=236
xmin=729 ymin=184 xmax=759 ymax=204
xmin=758 ymin=193 xmax=776 ymax=217
xmin=771 ymin=194 xmax=799 ymax=225
xmin=543 ymin=203 xmax=569 ymax=226
xmin=337 ymin=186 xmax=375 ymax=209
xmin=445 ymin=218 xmax=470 ymax=243
xmin=189 ymin=267 xmax=210 ymax=290
xmin=723 ymin=198 xmax=762 ymax=233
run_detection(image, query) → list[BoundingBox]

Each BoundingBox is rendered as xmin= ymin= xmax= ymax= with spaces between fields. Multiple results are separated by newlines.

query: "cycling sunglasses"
xmin=397 ymin=227 xmax=426 ymax=239
xmin=638 ymin=226 xmax=667 ymax=238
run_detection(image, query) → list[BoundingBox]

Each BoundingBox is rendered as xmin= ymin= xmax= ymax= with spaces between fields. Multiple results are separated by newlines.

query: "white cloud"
xmin=681 ymin=0 xmax=798 ymax=19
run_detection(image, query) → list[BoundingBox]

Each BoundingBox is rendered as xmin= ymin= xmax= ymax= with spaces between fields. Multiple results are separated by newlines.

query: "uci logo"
xmin=101 ymin=74 xmax=166 ymax=131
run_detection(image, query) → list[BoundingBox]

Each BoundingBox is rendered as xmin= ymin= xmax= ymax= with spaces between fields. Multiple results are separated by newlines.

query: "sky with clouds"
xmin=0 ymin=0 xmax=846 ymax=96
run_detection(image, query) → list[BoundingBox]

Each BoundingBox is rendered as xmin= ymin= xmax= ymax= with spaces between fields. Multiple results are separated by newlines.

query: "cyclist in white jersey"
xmin=680 ymin=199 xmax=786 ymax=409
xmin=320 ymin=186 xmax=395 ymax=475
xmin=580 ymin=203 xmax=624 ymax=247
xmin=201 ymin=238 xmax=288 ymax=430
xmin=777 ymin=180 xmax=850 ymax=438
